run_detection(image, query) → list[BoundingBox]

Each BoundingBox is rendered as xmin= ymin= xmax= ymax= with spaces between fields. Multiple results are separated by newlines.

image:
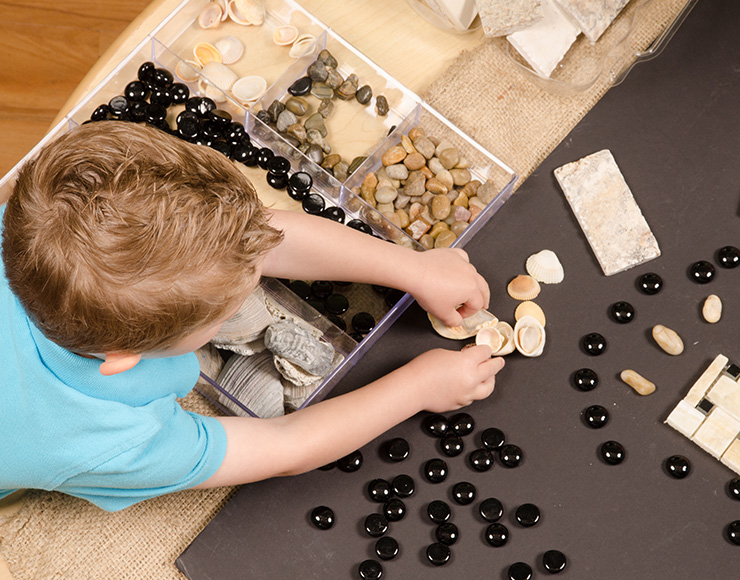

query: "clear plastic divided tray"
xmin=0 ymin=0 xmax=517 ymax=418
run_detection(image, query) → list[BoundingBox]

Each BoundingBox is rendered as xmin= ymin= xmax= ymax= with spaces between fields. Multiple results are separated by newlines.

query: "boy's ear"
xmin=99 ymin=352 xmax=142 ymax=376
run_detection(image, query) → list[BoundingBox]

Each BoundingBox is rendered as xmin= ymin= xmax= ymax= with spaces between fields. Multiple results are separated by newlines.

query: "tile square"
xmin=665 ymin=400 xmax=707 ymax=439
xmin=685 ymin=354 xmax=728 ymax=406
xmin=691 ymin=407 xmax=740 ymax=459
xmin=706 ymin=375 xmax=740 ymax=422
xmin=720 ymin=437 xmax=740 ymax=475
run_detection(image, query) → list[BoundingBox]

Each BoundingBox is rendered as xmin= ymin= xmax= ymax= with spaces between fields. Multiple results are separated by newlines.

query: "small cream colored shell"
xmin=491 ymin=321 xmax=516 ymax=356
xmin=507 ymin=274 xmax=541 ymax=301
xmin=525 ymin=249 xmax=564 ymax=284
xmin=514 ymin=301 xmax=546 ymax=327
xmin=199 ymin=80 xmax=228 ymax=103
xmin=214 ymin=0 xmax=229 ymax=20
xmin=200 ymin=62 xmax=239 ymax=91
xmin=702 ymin=294 xmax=722 ymax=323
xmin=197 ymin=1 xmax=224 ymax=29
xmin=175 ymin=59 xmax=202 ymax=82
xmin=214 ymin=35 xmax=245 ymax=64
xmin=289 ymin=34 xmax=318 ymax=59
xmin=476 ymin=326 xmax=503 ymax=352
xmin=273 ymin=25 xmax=299 ymax=46
xmin=429 ymin=309 xmax=498 ymax=340
xmin=232 ymin=75 xmax=267 ymax=104
xmin=652 ymin=324 xmax=684 ymax=356
xmin=193 ymin=42 xmax=223 ymax=66
xmin=620 ymin=369 xmax=656 ymax=396
xmin=514 ymin=315 xmax=546 ymax=357
xmin=228 ymin=0 xmax=265 ymax=25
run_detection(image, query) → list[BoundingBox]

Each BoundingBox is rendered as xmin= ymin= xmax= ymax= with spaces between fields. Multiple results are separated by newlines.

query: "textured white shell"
xmin=200 ymin=61 xmax=239 ymax=91
xmin=429 ymin=309 xmax=499 ymax=340
xmin=526 ymin=249 xmax=565 ymax=284
xmin=175 ymin=59 xmax=202 ymax=83
xmin=491 ymin=321 xmax=516 ymax=356
xmin=232 ymin=75 xmax=267 ymax=104
xmin=514 ymin=315 xmax=546 ymax=357
xmin=273 ymin=25 xmax=299 ymax=46
xmin=289 ymin=34 xmax=318 ymax=58
xmin=197 ymin=1 xmax=224 ymax=29
xmin=214 ymin=35 xmax=245 ymax=64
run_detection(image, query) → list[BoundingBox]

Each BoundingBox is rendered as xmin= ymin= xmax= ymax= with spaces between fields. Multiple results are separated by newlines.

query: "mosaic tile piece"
xmin=665 ymin=400 xmax=705 ymax=439
xmin=685 ymin=354 xmax=728 ymax=406
xmin=721 ymin=439 xmax=740 ymax=473
xmin=707 ymin=375 xmax=740 ymax=423
xmin=692 ymin=407 xmax=740 ymax=460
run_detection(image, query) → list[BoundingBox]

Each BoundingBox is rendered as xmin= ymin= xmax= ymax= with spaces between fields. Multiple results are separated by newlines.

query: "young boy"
xmin=0 ymin=122 xmax=504 ymax=511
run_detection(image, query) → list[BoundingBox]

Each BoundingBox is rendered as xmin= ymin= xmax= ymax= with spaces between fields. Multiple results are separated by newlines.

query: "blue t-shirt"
xmin=0 ymin=206 xmax=228 ymax=511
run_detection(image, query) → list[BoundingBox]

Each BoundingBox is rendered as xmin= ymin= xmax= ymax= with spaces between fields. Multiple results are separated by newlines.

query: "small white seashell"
xmin=507 ymin=274 xmax=541 ymax=301
xmin=273 ymin=25 xmax=299 ymax=46
xmin=620 ymin=369 xmax=656 ymax=396
xmin=193 ymin=42 xmax=223 ymax=66
xmin=197 ymin=1 xmax=224 ymax=29
xmin=514 ymin=315 xmax=546 ymax=357
xmin=232 ymin=75 xmax=267 ymax=104
xmin=491 ymin=321 xmax=516 ymax=356
xmin=429 ymin=309 xmax=499 ymax=340
xmin=200 ymin=61 xmax=239 ymax=92
xmin=228 ymin=0 xmax=265 ymax=25
xmin=289 ymin=34 xmax=318 ymax=59
xmin=514 ymin=301 xmax=546 ymax=327
xmin=652 ymin=324 xmax=684 ymax=355
xmin=702 ymin=294 xmax=722 ymax=323
xmin=175 ymin=59 xmax=202 ymax=83
xmin=526 ymin=249 xmax=564 ymax=284
xmin=214 ymin=35 xmax=245 ymax=64
xmin=475 ymin=326 xmax=503 ymax=352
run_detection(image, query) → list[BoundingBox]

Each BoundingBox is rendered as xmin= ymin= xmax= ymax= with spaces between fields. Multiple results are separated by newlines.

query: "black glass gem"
xmin=637 ymin=272 xmax=663 ymax=295
xmin=193 ymin=136 xmax=214 ymax=148
xmin=150 ymin=67 xmax=173 ymax=87
xmin=128 ymin=101 xmax=147 ymax=123
xmin=727 ymin=364 xmax=740 ymax=379
xmin=515 ymin=503 xmax=540 ymax=527
xmin=689 ymin=260 xmax=715 ymax=284
xmin=422 ymin=414 xmax=449 ymax=438
xmin=367 ymin=479 xmax=392 ymax=503
xmin=385 ymin=288 xmax=405 ymax=308
xmin=231 ymin=142 xmax=257 ymax=164
xmin=435 ymin=522 xmax=459 ymax=546
xmin=451 ymin=481 xmax=476 ymax=505
xmin=610 ymin=301 xmax=635 ymax=323
xmin=440 ymin=435 xmax=464 ymax=457
xmin=426 ymin=542 xmax=451 ymax=566
xmin=468 ymin=448 xmax=494 ymax=472
xmin=306 ymin=298 xmax=325 ymax=314
xmin=137 ymin=61 xmax=155 ymax=82
xmin=337 ymin=449 xmax=363 ymax=472
xmin=210 ymin=139 xmax=232 ymax=157
xmin=185 ymin=96 xmax=216 ymax=117
xmin=543 ymin=549 xmax=567 ymax=574
xmin=364 ymin=513 xmax=389 ymax=537
xmin=665 ymin=455 xmax=691 ymax=479
xmin=499 ymin=444 xmax=523 ymax=468
xmin=698 ymin=398 xmax=714 ymax=413
xmin=375 ymin=536 xmax=399 ymax=560
xmin=347 ymin=219 xmax=373 ymax=235
xmin=450 ymin=413 xmax=475 ymax=436
xmin=583 ymin=405 xmax=609 ymax=429
xmin=288 ymin=171 xmax=312 ymax=194
xmin=108 ymin=95 xmax=130 ymax=116
xmin=288 ymin=280 xmax=312 ymax=301
xmin=508 ymin=562 xmax=533 ymax=580
xmin=325 ymin=293 xmax=349 ymax=315
xmin=302 ymin=193 xmax=326 ymax=215
xmin=149 ymin=87 xmax=173 ymax=107
xmin=328 ymin=314 xmax=346 ymax=332
xmin=267 ymin=155 xmax=291 ymax=174
xmin=358 ymin=559 xmax=383 ymax=580
xmin=352 ymin=312 xmax=376 ymax=334
xmin=90 ymin=104 xmax=110 ymax=122
xmin=391 ymin=474 xmax=415 ymax=498
xmin=321 ymin=206 xmax=345 ymax=223
xmin=256 ymin=147 xmax=274 ymax=169
xmin=208 ymin=108 xmax=232 ymax=126
xmin=484 ymin=523 xmax=509 ymax=547
xmin=350 ymin=331 xmax=364 ymax=343
xmin=124 ymin=80 xmax=149 ymax=102
xmin=479 ymin=497 xmax=504 ymax=522
xmin=145 ymin=103 xmax=167 ymax=125
xmin=288 ymin=76 xmax=312 ymax=96
xmin=717 ymin=246 xmax=740 ymax=268
xmin=384 ymin=437 xmax=409 ymax=462
xmin=266 ymin=171 xmax=289 ymax=189
xmin=573 ymin=368 xmax=599 ymax=391
xmin=225 ymin=122 xmax=246 ymax=145
xmin=176 ymin=110 xmax=199 ymax=134
xmin=727 ymin=521 xmax=740 ymax=546
xmin=201 ymin=120 xmax=223 ymax=139
xmin=310 ymin=505 xmax=334 ymax=529
xmin=728 ymin=478 xmax=740 ymax=501
xmin=427 ymin=500 xmax=451 ymax=524
xmin=424 ymin=458 xmax=449 ymax=483
xmin=481 ymin=427 xmax=505 ymax=450
xmin=601 ymin=441 xmax=626 ymax=465
xmin=169 ymin=82 xmax=190 ymax=104
xmin=383 ymin=498 xmax=406 ymax=522
xmin=311 ymin=280 xmax=333 ymax=300
xmin=582 ymin=332 xmax=607 ymax=356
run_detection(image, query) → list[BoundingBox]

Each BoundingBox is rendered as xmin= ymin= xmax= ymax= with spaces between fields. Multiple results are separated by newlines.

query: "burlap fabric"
xmin=0 ymin=1 xmax=690 ymax=578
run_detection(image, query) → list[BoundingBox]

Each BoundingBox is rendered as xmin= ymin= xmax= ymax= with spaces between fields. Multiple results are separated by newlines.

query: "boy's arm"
xmin=261 ymin=209 xmax=490 ymax=326
xmin=194 ymin=346 xmax=503 ymax=488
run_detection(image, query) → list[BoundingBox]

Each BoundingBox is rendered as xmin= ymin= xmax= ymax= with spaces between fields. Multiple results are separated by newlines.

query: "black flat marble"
xmin=543 ymin=550 xmax=567 ymax=574
xmin=426 ymin=500 xmax=451 ymax=524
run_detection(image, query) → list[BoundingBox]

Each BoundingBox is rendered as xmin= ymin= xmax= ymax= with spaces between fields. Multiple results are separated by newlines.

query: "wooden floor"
xmin=0 ymin=0 xmax=152 ymax=178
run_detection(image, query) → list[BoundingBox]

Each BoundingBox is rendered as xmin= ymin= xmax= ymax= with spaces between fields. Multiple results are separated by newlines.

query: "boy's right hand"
xmin=405 ymin=345 xmax=504 ymax=413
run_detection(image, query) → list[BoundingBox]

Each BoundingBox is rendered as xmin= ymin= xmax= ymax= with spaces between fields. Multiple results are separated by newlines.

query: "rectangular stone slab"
xmin=707 ymin=375 xmax=740 ymax=423
xmin=554 ymin=149 xmax=661 ymax=276
xmin=684 ymin=354 xmax=728 ymax=406
xmin=720 ymin=438 xmax=740 ymax=475
xmin=665 ymin=400 xmax=706 ymax=439
xmin=555 ymin=0 xmax=630 ymax=42
xmin=476 ymin=0 xmax=544 ymax=37
xmin=692 ymin=406 xmax=740 ymax=459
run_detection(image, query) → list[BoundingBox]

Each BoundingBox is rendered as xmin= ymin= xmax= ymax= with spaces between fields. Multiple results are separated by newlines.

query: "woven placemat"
xmin=0 ymin=1 xmax=689 ymax=578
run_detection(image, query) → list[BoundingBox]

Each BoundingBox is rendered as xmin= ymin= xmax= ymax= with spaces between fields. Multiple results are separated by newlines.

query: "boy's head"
xmin=2 ymin=121 xmax=283 ymax=356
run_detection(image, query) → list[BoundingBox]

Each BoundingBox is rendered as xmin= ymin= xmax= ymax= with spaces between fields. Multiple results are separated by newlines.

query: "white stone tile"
xmin=665 ymin=400 xmax=707 ymax=439
xmin=706 ymin=374 xmax=740 ymax=423
xmin=720 ymin=438 xmax=740 ymax=475
xmin=477 ymin=0 xmax=543 ymax=37
xmin=684 ymin=354 xmax=728 ymax=406
xmin=554 ymin=0 xmax=629 ymax=42
xmin=691 ymin=407 xmax=740 ymax=459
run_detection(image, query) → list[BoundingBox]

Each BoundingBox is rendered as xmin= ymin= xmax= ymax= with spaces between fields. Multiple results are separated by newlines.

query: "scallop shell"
xmin=283 ymin=379 xmax=320 ymax=412
xmin=514 ymin=301 xmax=546 ymax=327
xmin=197 ymin=1 xmax=224 ymax=29
xmin=526 ymin=249 xmax=564 ymax=284
xmin=193 ymin=42 xmax=223 ymax=66
xmin=200 ymin=61 xmax=239 ymax=92
xmin=273 ymin=25 xmax=299 ymax=46
xmin=507 ymin=274 xmax=541 ymax=301
xmin=289 ymin=34 xmax=318 ymax=59
xmin=212 ymin=287 xmax=274 ymax=346
xmin=514 ymin=315 xmax=546 ymax=357
xmin=429 ymin=309 xmax=499 ymax=340
xmin=228 ymin=0 xmax=265 ymax=25
xmin=175 ymin=59 xmax=202 ymax=83
xmin=476 ymin=326 xmax=503 ymax=352
xmin=702 ymin=294 xmax=722 ymax=323
xmin=264 ymin=320 xmax=335 ymax=377
xmin=217 ymin=352 xmax=285 ymax=418
xmin=214 ymin=35 xmax=245 ymax=64
xmin=194 ymin=343 xmax=225 ymax=386
xmin=491 ymin=321 xmax=516 ymax=356
xmin=232 ymin=75 xmax=267 ymax=104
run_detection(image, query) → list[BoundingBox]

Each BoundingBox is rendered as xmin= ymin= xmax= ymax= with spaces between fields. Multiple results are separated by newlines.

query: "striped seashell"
xmin=289 ymin=34 xmax=318 ymax=59
xmin=212 ymin=287 xmax=274 ymax=346
xmin=200 ymin=61 xmax=239 ymax=92
xmin=507 ymin=274 xmax=541 ymax=301
xmin=283 ymin=380 xmax=320 ymax=412
xmin=228 ymin=0 xmax=265 ymax=25
xmin=514 ymin=301 xmax=546 ymax=327
xmin=525 ymin=249 xmax=564 ymax=284
xmin=231 ymin=75 xmax=267 ymax=105
xmin=175 ymin=59 xmax=202 ymax=83
xmin=217 ymin=351 xmax=285 ymax=417
xmin=214 ymin=35 xmax=245 ymax=64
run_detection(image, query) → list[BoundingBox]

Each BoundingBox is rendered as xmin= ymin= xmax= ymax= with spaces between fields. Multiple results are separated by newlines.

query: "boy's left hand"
xmin=409 ymin=247 xmax=490 ymax=326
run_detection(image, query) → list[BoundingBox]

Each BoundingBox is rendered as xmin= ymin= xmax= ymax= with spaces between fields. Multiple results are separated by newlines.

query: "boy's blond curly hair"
xmin=2 ymin=121 xmax=283 ymax=354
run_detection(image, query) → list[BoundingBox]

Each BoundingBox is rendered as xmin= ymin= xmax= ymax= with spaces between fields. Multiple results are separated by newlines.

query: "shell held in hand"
xmin=476 ymin=326 xmax=503 ymax=352
xmin=429 ymin=309 xmax=498 ymax=340
xmin=514 ymin=315 xmax=546 ymax=357
xmin=491 ymin=321 xmax=516 ymax=356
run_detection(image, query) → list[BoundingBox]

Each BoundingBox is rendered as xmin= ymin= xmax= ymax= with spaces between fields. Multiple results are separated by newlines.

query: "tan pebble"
xmin=376 ymin=202 xmax=394 ymax=215
xmin=443 ymin=214 xmax=456 ymax=226
xmin=438 ymin=148 xmax=460 ymax=170
xmin=375 ymin=186 xmax=398 ymax=204
xmin=461 ymin=180 xmax=481 ymax=197
xmin=427 ymin=157 xmax=446 ymax=175
xmin=418 ymin=165 xmax=434 ymax=179
xmin=468 ymin=196 xmax=487 ymax=211
xmin=435 ymin=230 xmax=457 ymax=248
xmin=477 ymin=181 xmax=498 ymax=204
xmin=469 ymin=205 xmax=483 ymax=222
xmin=420 ymin=204 xmax=434 ymax=225
xmin=382 ymin=145 xmax=407 ymax=166
xmin=385 ymin=163 xmax=409 ymax=181
xmin=361 ymin=171 xmax=377 ymax=190
xmin=507 ymin=275 xmax=541 ymax=301
xmin=453 ymin=192 xmax=469 ymax=208
xmin=435 ymin=141 xmax=454 ymax=157
xmin=702 ymin=294 xmax=722 ymax=323
xmin=428 ymin=221 xmax=450 ymax=239
xmin=652 ymin=324 xmax=684 ymax=355
xmin=394 ymin=193 xmax=410 ymax=210
xmin=419 ymin=233 xmax=435 ymax=249
xmin=514 ymin=301 xmax=546 ymax=327
xmin=408 ymin=202 xmax=424 ymax=220
xmin=420 ymin=191 xmax=434 ymax=206
xmin=404 ymin=174 xmax=426 ymax=197
xmin=451 ymin=221 xmax=468 ymax=237
xmin=406 ymin=217 xmax=431 ymax=239
xmin=432 ymin=195 xmax=452 ymax=220
xmin=361 ymin=188 xmax=376 ymax=206
xmin=453 ymin=206 xmax=471 ymax=223
xmin=426 ymin=177 xmax=448 ymax=195
xmin=446 ymin=190 xmax=458 ymax=203
xmin=404 ymin=151 xmax=426 ymax=171
xmin=450 ymin=168 xmax=471 ymax=186
xmin=436 ymin=170 xmax=454 ymax=191
xmin=428 ymin=135 xmax=441 ymax=147
xmin=321 ymin=153 xmax=341 ymax=169
xmin=412 ymin=135 xmax=435 ymax=159
xmin=408 ymin=127 xmax=425 ymax=141
xmin=620 ymin=369 xmax=656 ymax=396
xmin=401 ymin=134 xmax=416 ymax=154
xmin=395 ymin=209 xmax=410 ymax=228
xmin=455 ymin=156 xmax=470 ymax=169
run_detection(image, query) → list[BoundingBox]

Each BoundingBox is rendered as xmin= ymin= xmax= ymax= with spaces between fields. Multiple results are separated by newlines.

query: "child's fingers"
xmin=478 ymin=356 xmax=505 ymax=380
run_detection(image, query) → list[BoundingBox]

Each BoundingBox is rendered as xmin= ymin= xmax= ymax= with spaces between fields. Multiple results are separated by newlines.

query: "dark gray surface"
xmin=178 ymin=2 xmax=740 ymax=578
